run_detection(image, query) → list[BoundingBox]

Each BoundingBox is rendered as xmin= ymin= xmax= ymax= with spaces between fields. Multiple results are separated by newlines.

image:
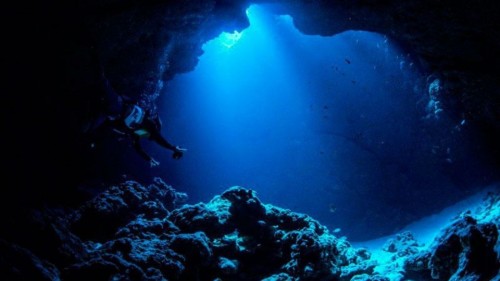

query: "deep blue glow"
xmin=154 ymin=4 xmax=440 ymax=240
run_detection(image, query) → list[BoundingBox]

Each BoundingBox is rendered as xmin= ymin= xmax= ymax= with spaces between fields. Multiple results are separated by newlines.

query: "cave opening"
xmin=148 ymin=4 xmax=485 ymax=241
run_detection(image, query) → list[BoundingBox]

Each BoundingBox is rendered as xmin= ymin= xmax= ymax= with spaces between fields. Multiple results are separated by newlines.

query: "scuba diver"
xmin=89 ymin=62 xmax=186 ymax=167
xmin=107 ymin=102 xmax=187 ymax=167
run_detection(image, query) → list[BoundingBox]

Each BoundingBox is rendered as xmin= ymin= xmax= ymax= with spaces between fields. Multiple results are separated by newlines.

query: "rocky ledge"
xmin=1 ymin=178 xmax=498 ymax=280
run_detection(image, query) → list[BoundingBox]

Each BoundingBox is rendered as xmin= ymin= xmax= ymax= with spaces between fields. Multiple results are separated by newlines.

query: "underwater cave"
xmin=2 ymin=0 xmax=500 ymax=280
xmin=157 ymin=4 xmax=470 ymax=240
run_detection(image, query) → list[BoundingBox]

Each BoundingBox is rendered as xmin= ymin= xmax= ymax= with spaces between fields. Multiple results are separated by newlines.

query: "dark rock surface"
xmin=421 ymin=192 xmax=500 ymax=281
xmin=1 ymin=179 xmax=498 ymax=280
xmin=402 ymin=192 xmax=500 ymax=281
xmin=70 ymin=178 xmax=186 ymax=241
xmin=1 ymin=180 xmax=375 ymax=280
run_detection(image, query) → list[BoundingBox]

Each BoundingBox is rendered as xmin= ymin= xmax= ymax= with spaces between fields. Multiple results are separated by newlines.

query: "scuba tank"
xmin=123 ymin=104 xmax=145 ymax=129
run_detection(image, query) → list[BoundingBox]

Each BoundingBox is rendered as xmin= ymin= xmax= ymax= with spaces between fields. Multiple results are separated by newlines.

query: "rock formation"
xmin=1 ymin=179 xmax=498 ymax=280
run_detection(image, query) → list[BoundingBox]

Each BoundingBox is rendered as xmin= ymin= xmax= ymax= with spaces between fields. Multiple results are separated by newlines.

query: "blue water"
xmin=147 ymin=4 xmax=471 ymax=241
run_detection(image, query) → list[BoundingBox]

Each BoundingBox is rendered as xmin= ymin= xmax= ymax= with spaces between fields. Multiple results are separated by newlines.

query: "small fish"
xmin=351 ymin=80 xmax=356 ymax=84
xmin=345 ymin=58 xmax=351 ymax=64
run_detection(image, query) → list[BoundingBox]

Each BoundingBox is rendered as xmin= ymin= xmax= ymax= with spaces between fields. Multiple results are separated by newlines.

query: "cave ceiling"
xmin=76 ymin=0 xmax=500 ymax=131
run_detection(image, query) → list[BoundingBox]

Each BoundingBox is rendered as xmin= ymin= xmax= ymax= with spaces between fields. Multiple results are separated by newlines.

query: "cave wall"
xmin=273 ymin=0 xmax=500 ymax=164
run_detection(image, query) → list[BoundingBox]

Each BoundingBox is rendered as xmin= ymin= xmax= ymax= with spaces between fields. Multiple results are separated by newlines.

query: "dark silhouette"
xmin=107 ymin=102 xmax=186 ymax=167
xmin=89 ymin=67 xmax=186 ymax=167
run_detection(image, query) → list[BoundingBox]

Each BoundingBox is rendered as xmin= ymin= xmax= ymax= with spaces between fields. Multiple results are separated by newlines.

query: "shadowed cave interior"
xmin=2 ymin=0 xmax=500 ymax=280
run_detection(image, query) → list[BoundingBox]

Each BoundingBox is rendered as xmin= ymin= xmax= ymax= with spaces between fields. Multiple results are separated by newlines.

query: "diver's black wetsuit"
xmin=91 ymin=66 xmax=184 ymax=164
xmin=109 ymin=107 xmax=178 ymax=162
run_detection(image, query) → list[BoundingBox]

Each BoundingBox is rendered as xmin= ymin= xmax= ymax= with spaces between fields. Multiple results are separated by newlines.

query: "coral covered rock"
xmin=1 ymin=180 xmax=498 ymax=281
xmin=63 ymin=182 xmax=373 ymax=280
xmin=428 ymin=216 xmax=499 ymax=280
xmin=70 ymin=178 xmax=186 ymax=241
xmin=404 ymin=191 xmax=500 ymax=281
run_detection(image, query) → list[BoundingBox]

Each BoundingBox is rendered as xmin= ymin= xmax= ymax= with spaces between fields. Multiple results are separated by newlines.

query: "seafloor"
xmin=1 ymin=178 xmax=498 ymax=280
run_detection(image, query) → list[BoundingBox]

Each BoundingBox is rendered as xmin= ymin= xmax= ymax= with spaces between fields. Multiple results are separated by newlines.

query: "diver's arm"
xmin=150 ymin=131 xmax=186 ymax=159
xmin=150 ymin=131 xmax=179 ymax=151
